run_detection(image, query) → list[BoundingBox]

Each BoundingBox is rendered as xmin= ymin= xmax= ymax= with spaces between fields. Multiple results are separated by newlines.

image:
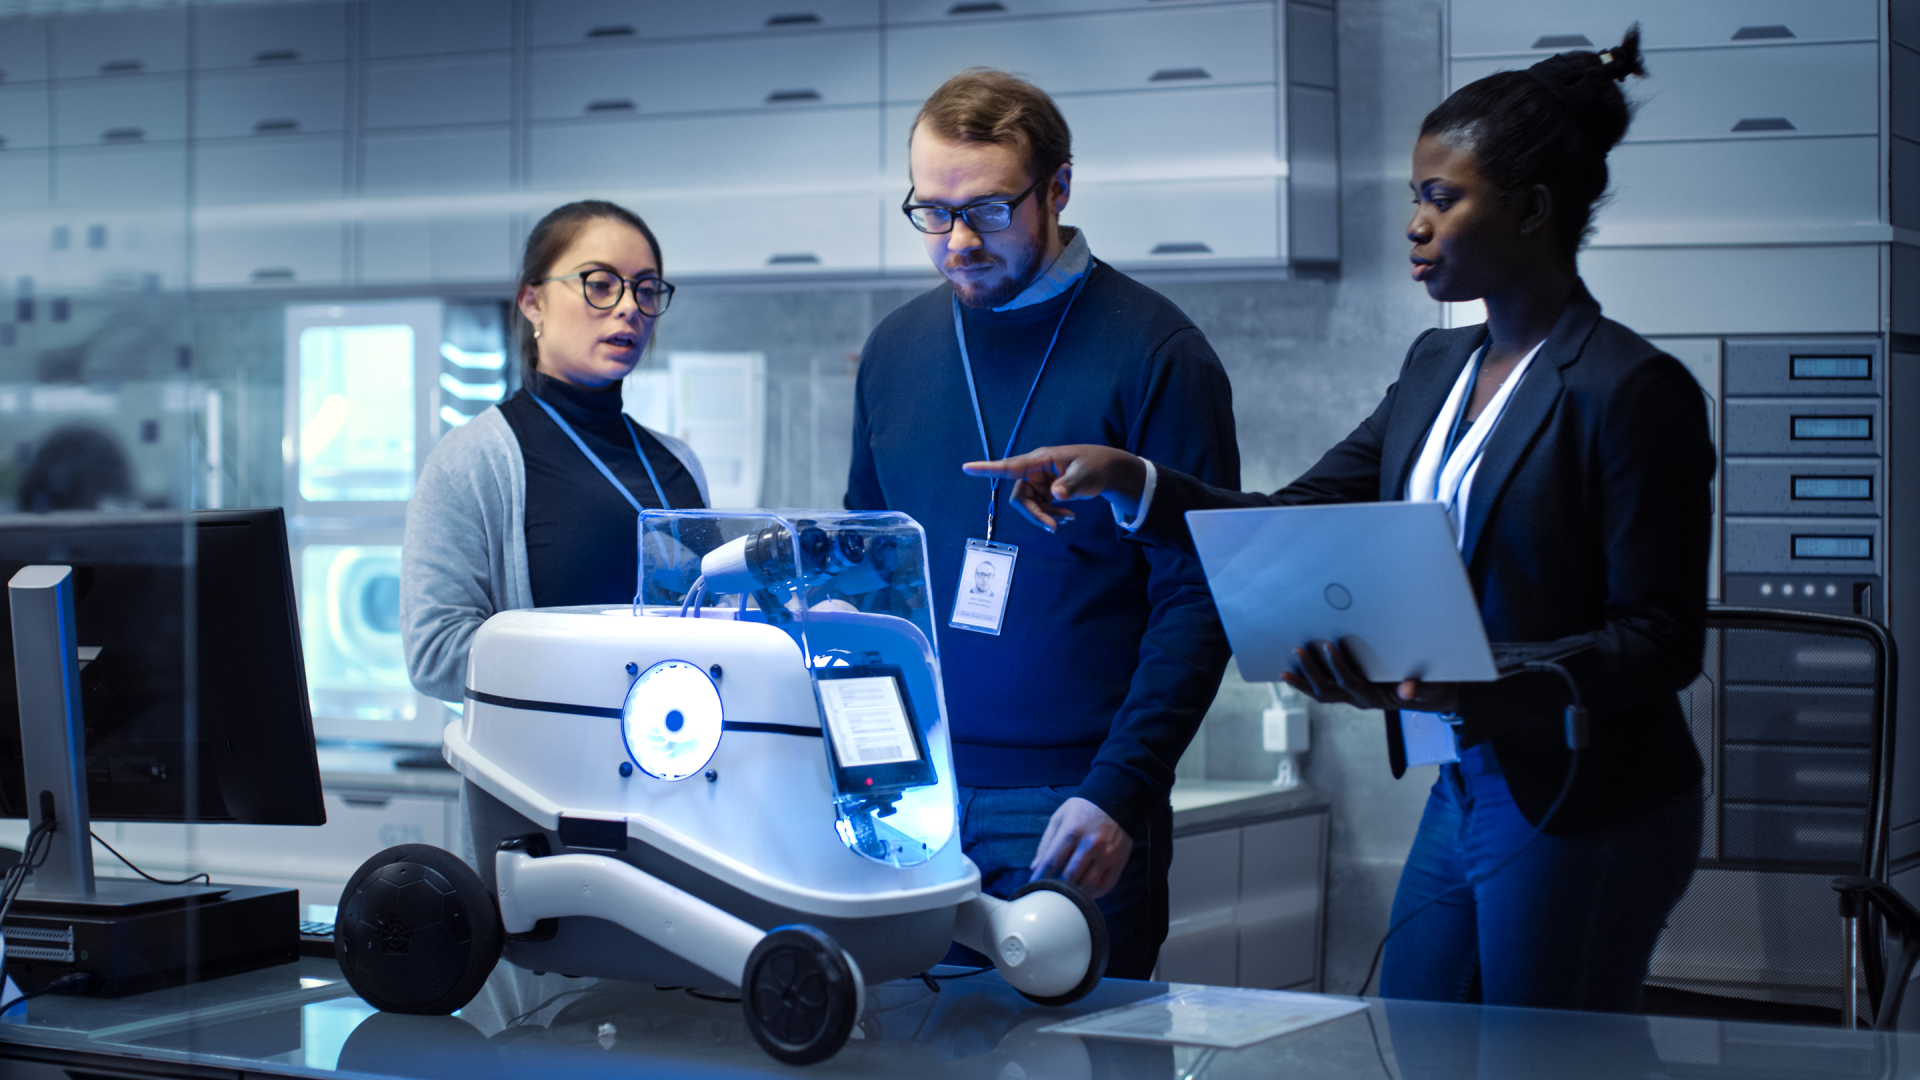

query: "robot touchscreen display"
xmin=815 ymin=666 xmax=936 ymax=794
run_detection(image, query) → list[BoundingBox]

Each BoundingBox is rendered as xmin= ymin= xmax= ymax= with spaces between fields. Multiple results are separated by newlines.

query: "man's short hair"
xmin=913 ymin=68 xmax=1072 ymax=184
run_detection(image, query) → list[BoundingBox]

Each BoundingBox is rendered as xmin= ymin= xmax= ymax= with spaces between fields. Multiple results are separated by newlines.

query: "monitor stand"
xmin=5 ymin=566 xmax=299 ymax=997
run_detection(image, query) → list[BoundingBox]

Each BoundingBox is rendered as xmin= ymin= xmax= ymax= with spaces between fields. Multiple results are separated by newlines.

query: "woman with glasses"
xmin=401 ymin=200 xmax=708 ymax=705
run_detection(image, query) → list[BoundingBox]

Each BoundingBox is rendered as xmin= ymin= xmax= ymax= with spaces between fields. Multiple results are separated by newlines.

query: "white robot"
xmin=335 ymin=511 xmax=1108 ymax=1065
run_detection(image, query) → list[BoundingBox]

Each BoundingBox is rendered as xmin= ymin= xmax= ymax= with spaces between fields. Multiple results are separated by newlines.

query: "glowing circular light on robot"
xmin=621 ymin=660 xmax=723 ymax=781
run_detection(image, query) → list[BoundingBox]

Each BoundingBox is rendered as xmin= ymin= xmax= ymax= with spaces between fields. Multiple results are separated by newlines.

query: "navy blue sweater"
xmin=846 ymin=260 xmax=1239 ymax=836
xmin=500 ymin=374 xmax=705 ymax=608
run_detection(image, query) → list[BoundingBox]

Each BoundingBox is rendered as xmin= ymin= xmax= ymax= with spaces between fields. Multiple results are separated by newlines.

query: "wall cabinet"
xmin=191 ymin=2 xmax=348 ymax=71
xmin=368 ymin=0 xmax=514 ymax=58
xmin=527 ymin=0 xmax=883 ymax=46
xmin=1448 ymin=0 xmax=1879 ymax=56
xmin=365 ymin=56 xmax=513 ymax=129
xmin=6 ymin=0 xmax=1333 ymax=288
xmin=1158 ymin=797 xmax=1327 ymax=990
xmin=531 ymin=31 xmax=882 ymax=118
xmin=195 ymin=66 xmax=349 ymax=140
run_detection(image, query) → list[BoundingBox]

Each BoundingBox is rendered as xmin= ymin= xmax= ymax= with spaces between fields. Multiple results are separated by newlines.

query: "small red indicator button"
xmin=865 ymin=777 xmax=873 ymax=786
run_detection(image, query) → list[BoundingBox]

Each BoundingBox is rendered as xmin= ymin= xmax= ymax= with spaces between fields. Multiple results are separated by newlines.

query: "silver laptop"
xmin=1186 ymin=501 xmax=1576 ymax=684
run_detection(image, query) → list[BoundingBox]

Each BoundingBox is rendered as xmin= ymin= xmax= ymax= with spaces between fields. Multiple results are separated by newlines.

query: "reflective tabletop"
xmin=0 ymin=958 xmax=1913 ymax=1079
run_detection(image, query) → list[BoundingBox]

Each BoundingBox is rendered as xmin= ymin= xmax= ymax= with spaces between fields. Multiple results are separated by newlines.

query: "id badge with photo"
xmin=951 ymin=538 xmax=1018 ymax=636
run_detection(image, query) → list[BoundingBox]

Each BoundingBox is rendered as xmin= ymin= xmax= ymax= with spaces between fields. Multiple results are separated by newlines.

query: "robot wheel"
xmin=334 ymin=844 xmax=504 ymax=1015
xmin=1007 ymin=877 xmax=1109 ymax=1006
xmin=742 ymin=925 xmax=862 ymax=1066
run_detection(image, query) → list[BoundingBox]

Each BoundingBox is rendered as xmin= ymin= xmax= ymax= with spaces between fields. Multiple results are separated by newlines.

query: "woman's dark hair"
xmin=1420 ymin=26 xmax=1646 ymax=254
xmin=516 ymin=200 xmax=663 ymax=384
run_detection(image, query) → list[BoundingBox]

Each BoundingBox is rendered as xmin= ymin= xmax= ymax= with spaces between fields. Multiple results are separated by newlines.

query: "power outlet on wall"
xmin=1262 ymin=696 xmax=1309 ymax=753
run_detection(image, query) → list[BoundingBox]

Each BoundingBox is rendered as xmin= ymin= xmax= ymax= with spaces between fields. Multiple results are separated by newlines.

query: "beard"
xmin=946 ymin=239 xmax=1046 ymax=310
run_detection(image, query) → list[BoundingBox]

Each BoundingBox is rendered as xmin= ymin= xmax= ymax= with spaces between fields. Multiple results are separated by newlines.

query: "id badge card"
xmin=951 ymin=538 xmax=1018 ymax=636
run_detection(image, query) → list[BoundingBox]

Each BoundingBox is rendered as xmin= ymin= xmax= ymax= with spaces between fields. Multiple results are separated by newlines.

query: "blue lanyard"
xmin=952 ymin=271 xmax=1090 ymax=541
xmin=530 ymin=392 xmax=672 ymax=512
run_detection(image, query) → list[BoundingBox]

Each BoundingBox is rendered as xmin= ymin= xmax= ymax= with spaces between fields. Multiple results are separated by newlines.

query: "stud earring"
xmin=533 ymin=328 xmax=542 ymax=340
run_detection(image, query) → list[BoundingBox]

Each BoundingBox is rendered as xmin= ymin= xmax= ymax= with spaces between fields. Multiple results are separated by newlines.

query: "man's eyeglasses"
xmin=901 ymin=173 xmax=1049 ymax=235
xmin=540 ymin=269 xmax=676 ymax=315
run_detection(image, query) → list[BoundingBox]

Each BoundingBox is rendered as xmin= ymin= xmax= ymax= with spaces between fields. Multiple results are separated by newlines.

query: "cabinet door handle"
xmin=1150 ymin=68 xmax=1211 ymax=82
xmin=1530 ymin=34 xmax=1592 ymax=49
xmin=1151 ymin=242 xmax=1212 ymax=255
xmin=254 ymin=118 xmax=299 ymax=135
xmin=948 ymin=2 xmax=1006 ymax=14
xmin=587 ymin=25 xmax=636 ymax=38
xmin=338 ymin=794 xmax=392 ymax=809
xmin=766 ymin=89 xmax=822 ymax=104
xmin=1732 ymin=25 xmax=1795 ymax=40
xmin=100 ymin=59 xmax=144 ymax=75
xmin=1732 ymin=117 xmax=1795 ymax=132
xmin=766 ymin=12 xmax=822 ymax=26
xmin=251 ymin=268 xmax=295 ymax=282
xmin=587 ymin=99 xmax=637 ymax=113
xmin=254 ymin=48 xmax=300 ymax=64
xmin=768 ymin=253 xmax=821 ymax=265
xmin=102 ymin=127 xmax=145 ymax=143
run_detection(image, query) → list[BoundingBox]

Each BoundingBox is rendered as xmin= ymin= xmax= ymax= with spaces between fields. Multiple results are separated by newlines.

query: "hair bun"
xmin=1596 ymin=25 xmax=1647 ymax=82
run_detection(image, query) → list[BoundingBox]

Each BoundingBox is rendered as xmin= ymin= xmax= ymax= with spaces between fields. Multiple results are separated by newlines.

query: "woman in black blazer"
xmin=966 ymin=29 xmax=1713 ymax=1012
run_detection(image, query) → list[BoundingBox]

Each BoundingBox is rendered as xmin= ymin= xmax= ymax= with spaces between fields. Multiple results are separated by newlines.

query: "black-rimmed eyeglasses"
xmin=540 ymin=269 xmax=676 ymax=316
xmin=901 ymin=173 xmax=1048 ymax=235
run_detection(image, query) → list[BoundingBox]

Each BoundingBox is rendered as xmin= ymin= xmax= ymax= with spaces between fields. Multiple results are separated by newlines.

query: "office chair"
xmin=1642 ymin=607 xmax=1897 ymax=1028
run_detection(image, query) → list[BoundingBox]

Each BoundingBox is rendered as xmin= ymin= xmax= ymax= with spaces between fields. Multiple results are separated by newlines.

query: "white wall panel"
xmin=55 ymin=144 xmax=187 ymax=207
xmin=362 ymin=129 xmax=512 ymax=194
xmin=369 ymin=0 xmax=513 ymax=58
xmin=366 ymin=56 xmax=513 ymax=129
xmin=530 ymin=109 xmax=880 ymax=189
xmin=195 ymin=137 xmax=345 ymax=204
xmin=1579 ymin=245 xmax=1880 ymax=336
xmin=0 ymin=85 xmax=50 ymax=151
xmin=0 ymin=17 xmax=49 ymax=83
xmin=1598 ymin=137 xmax=1880 ymax=243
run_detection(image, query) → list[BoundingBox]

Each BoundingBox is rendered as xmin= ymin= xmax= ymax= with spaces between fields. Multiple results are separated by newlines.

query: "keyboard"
xmin=299 ymin=920 xmax=337 ymax=959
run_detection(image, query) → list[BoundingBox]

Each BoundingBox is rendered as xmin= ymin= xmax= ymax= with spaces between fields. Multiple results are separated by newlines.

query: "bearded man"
xmin=844 ymin=69 xmax=1241 ymax=979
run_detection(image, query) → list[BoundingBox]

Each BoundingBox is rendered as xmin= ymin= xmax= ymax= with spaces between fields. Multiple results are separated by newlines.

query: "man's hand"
xmin=1280 ymin=638 xmax=1460 ymax=714
xmin=963 ymin=446 xmax=1147 ymax=533
xmin=1030 ymin=796 xmax=1133 ymax=898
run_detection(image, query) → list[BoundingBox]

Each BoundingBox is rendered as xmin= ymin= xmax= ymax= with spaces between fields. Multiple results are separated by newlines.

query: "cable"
xmin=1362 ymin=1005 xmax=1399 ymax=1080
xmin=1354 ymin=660 xmax=1588 ymax=997
xmin=0 ymin=818 xmax=58 ymax=929
xmin=14 ymin=973 xmax=94 ymax=1002
xmin=88 ymin=832 xmax=210 ymax=887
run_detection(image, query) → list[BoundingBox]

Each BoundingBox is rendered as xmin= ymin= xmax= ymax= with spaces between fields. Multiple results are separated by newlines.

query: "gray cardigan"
xmin=400 ymin=405 xmax=709 ymax=702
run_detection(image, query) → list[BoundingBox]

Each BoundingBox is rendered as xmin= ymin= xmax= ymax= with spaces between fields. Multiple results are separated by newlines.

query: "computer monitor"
xmin=0 ymin=508 xmax=325 ymax=825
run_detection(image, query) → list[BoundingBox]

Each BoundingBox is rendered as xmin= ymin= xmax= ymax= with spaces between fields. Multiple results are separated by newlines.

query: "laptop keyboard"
xmin=299 ymin=920 xmax=334 ymax=937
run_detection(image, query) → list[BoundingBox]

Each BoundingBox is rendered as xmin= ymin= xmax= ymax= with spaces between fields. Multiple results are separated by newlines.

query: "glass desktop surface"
xmin=0 ymin=959 xmax=1913 ymax=1080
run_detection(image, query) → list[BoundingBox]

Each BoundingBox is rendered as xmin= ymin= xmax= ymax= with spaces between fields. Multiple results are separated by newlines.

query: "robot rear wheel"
xmin=335 ymin=844 xmax=504 ymax=1015
xmin=742 ymin=925 xmax=862 ymax=1066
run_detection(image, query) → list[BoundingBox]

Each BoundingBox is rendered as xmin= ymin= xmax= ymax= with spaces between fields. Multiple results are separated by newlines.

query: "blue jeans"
xmin=942 ymin=784 xmax=1171 ymax=980
xmin=1379 ymin=743 xmax=1701 ymax=1010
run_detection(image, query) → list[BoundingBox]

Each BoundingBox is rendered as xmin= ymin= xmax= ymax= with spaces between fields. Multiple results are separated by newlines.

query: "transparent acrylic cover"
xmin=638 ymin=509 xmax=954 ymax=867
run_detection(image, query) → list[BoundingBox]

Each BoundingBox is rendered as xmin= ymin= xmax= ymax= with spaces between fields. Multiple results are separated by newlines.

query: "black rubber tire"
xmin=1007 ymin=877 xmax=1109 ymax=1006
xmin=742 ymin=925 xmax=859 ymax=1065
xmin=335 ymin=844 xmax=503 ymax=1016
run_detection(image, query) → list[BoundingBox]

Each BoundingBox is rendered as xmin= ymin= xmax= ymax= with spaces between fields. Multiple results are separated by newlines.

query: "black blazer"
xmin=1140 ymin=283 xmax=1714 ymax=831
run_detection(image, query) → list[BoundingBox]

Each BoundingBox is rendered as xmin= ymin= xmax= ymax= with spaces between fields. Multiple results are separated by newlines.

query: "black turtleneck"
xmin=498 ymin=373 xmax=705 ymax=607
